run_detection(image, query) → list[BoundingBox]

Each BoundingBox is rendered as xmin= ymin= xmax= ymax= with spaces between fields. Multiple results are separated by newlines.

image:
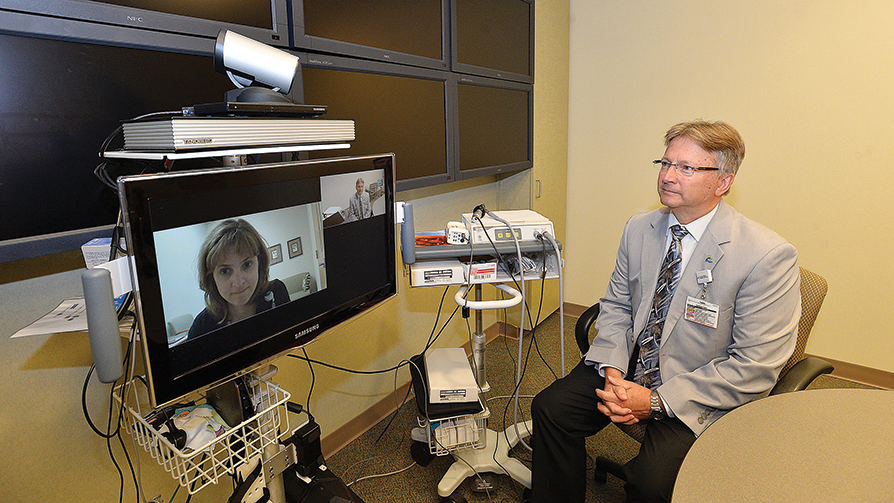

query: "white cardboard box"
xmin=410 ymin=259 xmax=464 ymax=286
xmin=425 ymin=348 xmax=479 ymax=404
xmin=81 ymin=237 xmax=113 ymax=269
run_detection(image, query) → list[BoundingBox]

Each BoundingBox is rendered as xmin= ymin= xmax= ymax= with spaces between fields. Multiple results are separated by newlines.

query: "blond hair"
xmin=665 ymin=120 xmax=745 ymax=176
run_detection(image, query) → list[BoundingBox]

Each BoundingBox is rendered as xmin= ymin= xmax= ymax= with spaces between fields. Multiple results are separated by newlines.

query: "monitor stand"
xmin=228 ymin=366 xmax=365 ymax=503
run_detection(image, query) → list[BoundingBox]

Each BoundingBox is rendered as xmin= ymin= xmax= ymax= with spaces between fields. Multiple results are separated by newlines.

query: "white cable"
xmin=347 ymin=460 xmax=418 ymax=486
xmin=486 ymin=394 xmax=536 ymax=401
xmin=481 ymin=210 xmax=531 ymax=452
xmin=541 ymin=231 xmax=565 ymax=377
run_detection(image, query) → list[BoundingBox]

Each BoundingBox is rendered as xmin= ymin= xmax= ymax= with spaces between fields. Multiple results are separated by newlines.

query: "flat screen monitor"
xmin=0 ymin=0 xmax=290 ymax=46
xmin=119 ymin=153 xmax=397 ymax=408
xmin=0 ymin=31 xmax=239 ymax=262
xmin=297 ymin=53 xmax=451 ymax=190
xmin=292 ymin=0 xmax=448 ymax=70
xmin=455 ymin=77 xmax=533 ymax=178
xmin=452 ymin=0 xmax=533 ymax=83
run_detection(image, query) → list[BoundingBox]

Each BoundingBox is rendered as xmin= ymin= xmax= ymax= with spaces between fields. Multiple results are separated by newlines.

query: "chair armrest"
xmin=769 ymin=356 xmax=835 ymax=395
xmin=575 ymin=303 xmax=600 ymax=355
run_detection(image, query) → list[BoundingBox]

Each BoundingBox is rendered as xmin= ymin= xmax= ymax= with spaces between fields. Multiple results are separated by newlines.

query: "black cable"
xmin=82 ymin=319 xmax=144 ymax=503
xmin=168 ymin=484 xmax=181 ymax=503
xmin=287 ymin=286 xmax=461 ymax=374
xmin=94 ymin=123 xmax=126 ymax=192
xmin=498 ymin=319 xmax=540 ymax=464
xmin=115 ymin=334 xmax=141 ymax=503
xmin=286 ymin=353 xmax=405 ymax=375
xmin=112 ymin=385 xmax=140 ymax=503
xmin=82 ymin=365 xmax=123 ymax=438
xmin=82 ymin=319 xmax=137 ymax=438
xmin=94 ymin=110 xmax=183 ymax=195
xmin=528 ymin=269 xmax=557 ymax=380
xmin=491 ymin=263 xmax=553 ymax=463
xmin=524 ymin=237 xmax=559 ymax=380
xmin=99 ymin=125 xmax=124 ymax=157
xmin=425 ymin=285 xmax=455 ymax=349
xmin=106 ymin=379 xmax=125 ymax=503
xmin=94 ymin=162 xmax=120 ymax=190
xmin=461 ymin=214 xmax=541 ymax=482
xmin=302 ymin=347 xmax=315 ymax=414
xmin=490 ymin=273 xmax=554 ymax=395
xmin=470 ymin=211 xmax=560 ymax=463
xmin=494 ymin=239 xmax=557 ymax=380
xmin=286 ymin=286 xmax=466 ymax=491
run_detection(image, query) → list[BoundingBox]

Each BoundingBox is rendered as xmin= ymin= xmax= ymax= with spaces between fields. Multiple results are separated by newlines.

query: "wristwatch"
xmin=650 ymin=390 xmax=666 ymax=421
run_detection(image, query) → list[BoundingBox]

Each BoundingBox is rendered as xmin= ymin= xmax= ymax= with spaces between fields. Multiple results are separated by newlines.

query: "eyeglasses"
xmin=653 ymin=160 xmax=719 ymax=177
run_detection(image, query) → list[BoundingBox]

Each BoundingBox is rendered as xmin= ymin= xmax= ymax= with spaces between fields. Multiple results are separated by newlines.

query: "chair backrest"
xmin=781 ymin=267 xmax=828 ymax=376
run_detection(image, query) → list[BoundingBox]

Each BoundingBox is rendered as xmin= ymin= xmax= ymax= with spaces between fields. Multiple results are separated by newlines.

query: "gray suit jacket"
xmin=585 ymin=200 xmax=800 ymax=436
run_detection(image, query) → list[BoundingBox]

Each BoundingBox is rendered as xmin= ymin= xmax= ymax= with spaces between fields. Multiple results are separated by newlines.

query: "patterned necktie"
xmin=634 ymin=224 xmax=688 ymax=389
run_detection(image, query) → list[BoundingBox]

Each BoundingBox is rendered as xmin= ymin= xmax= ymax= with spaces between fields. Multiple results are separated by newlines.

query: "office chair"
xmin=575 ymin=266 xmax=834 ymax=483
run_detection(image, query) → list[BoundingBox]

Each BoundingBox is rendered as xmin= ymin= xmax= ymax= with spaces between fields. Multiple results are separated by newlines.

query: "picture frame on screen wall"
xmin=288 ymin=237 xmax=303 ymax=258
xmin=269 ymin=244 xmax=283 ymax=264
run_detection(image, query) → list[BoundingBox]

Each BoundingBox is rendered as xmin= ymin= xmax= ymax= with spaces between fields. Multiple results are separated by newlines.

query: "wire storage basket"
xmin=417 ymin=401 xmax=488 ymax=456
xmin=113 ymin=375 xmax=291 ymax=494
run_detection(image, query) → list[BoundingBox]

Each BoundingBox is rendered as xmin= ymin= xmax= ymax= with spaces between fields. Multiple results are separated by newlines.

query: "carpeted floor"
xmin=323 ymin=311 xmax=874 ymax=503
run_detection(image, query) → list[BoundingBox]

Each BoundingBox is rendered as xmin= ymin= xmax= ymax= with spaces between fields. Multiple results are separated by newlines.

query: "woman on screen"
xmin=187 ymin=219 xmax=289 ymax=340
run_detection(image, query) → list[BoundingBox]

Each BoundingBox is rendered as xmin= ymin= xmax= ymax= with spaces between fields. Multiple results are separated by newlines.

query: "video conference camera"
xmin=213 ymin=29 xmax=300 ymax=104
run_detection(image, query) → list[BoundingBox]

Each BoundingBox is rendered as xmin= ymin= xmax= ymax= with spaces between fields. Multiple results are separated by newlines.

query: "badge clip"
xmin=696 ymin=269 xmax=713 ymax=300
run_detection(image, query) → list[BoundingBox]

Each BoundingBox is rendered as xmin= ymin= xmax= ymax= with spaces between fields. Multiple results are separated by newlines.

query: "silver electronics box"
xmin=461 ymin=209 xmax=554 ymax=245
xmin=121 ymin=117 xmax=355 ymax=151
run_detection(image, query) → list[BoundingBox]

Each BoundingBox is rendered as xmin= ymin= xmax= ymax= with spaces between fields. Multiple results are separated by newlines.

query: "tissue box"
xmin=81 ymin=238 xmax=112 ymax=269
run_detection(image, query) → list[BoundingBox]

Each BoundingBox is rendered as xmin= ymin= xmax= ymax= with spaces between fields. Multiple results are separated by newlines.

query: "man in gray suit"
xmin=529 ymin=120 xmax=800 ymax=503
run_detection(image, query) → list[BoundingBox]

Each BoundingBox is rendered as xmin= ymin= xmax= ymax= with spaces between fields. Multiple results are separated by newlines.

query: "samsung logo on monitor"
xmin=297 ymin=324 xmax=320 ymax=338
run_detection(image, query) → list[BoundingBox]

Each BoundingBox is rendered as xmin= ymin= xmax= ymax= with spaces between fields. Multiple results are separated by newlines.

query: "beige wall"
xmin=564 ymin=1 xmax=894 ymax=373
xmin=0 ymin=2 xmax=570 ymax=501
xmin=532 ymin=0 xmax=571 ymax=313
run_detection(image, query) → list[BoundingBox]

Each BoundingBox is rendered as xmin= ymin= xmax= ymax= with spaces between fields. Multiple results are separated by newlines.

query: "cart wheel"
xmin=410 ymin=440 xmax=435 ymax=467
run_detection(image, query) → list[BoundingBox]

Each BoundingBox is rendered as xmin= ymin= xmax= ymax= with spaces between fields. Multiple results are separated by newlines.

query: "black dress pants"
xmin=530 ymin=360 xmax=696 ymax=503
